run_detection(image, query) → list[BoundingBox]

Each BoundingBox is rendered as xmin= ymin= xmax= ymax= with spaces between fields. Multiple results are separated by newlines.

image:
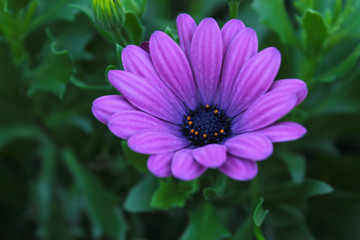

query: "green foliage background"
xmin=0 ymin=0 xmax=360 ymax=239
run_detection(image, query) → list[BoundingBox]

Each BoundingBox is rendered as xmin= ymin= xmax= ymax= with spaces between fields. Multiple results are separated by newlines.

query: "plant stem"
xmin=229 ymin=2 xmax=240 ymax=19
xmin=254 ymin=225 xmax=266 ymax=240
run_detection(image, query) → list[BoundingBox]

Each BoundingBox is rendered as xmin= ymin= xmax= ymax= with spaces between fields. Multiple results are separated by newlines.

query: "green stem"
xmin=229 ymin=2 xmax=240 ymax=19
xmin=254 ymin=225 xmax=266 ymax=240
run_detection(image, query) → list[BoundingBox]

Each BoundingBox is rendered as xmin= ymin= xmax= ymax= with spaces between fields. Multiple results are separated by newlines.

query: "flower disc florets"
xmin=182 ymin=105 xmax=231 ymax=146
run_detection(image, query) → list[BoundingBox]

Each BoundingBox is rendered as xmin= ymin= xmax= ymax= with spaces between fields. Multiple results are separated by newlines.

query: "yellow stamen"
xmin=220 ymin=129 xmax=224 ymax=134
xmin=203 ymin=134 xmax=207 ymax=138
xmin=205 ymin=104 xmax=210 ymax=108
xmin=190 ymin=129 xmax=195 ymax=133
xmin=214 ymin=109 xmax=219 ymax=114
xmin=188 ymin=121 xmax=193 ymax=125
xmin=195 ymin=131 xmax=199 ymax=135
xmin=187 ymin=116 xmax=191 ymax=120
xmin=214 ymin=132 xmax=218 ymax=136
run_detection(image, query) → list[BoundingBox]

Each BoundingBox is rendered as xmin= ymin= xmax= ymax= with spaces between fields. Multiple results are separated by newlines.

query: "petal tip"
xmin=91 ymin=105 xmax=106 ymax=124
xmin=263 ymin=47 xmax=281 ymax=58
xmin=192 ymin=144 xmax=227 ymax=168
xmin=198 ymin=17 xmax=218 ymax=27
xmin=298 ymin=124 xmax=307 ymax=137
xmin=150 ymin=30 xmax=166 ymax=41
xmin=122 ymin=44 xmax=142 ymax=55
xmin=107 ymin=70 xmax=120 ymax=84
xmin=222 ymin=19 xmax=245 ymax=29
xmin=220 ymin=156 xmax=258 ymax=181
xmin=147 ymin=153 xmax=173 ymax=178
xmin=246 ymin=28 xmax=257 ymax=38
xmin=177 ymin=13 xmax=193 ymax=21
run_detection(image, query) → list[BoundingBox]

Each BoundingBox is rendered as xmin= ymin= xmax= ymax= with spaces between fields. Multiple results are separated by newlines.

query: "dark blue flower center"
xmin=181 ymin=104 xmax=231 ymax=147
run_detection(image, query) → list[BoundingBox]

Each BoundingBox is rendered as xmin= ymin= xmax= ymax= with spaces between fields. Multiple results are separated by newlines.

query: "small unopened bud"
xmin=91 ymin=0 xmax=125 ymax=31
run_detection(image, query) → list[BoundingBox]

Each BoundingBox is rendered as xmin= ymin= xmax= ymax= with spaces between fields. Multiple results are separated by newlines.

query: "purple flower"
xmin=92 ymin=14 xmax=308 ymax=181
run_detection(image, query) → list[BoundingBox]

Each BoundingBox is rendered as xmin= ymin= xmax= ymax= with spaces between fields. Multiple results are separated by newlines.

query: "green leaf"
xmin=165 ymin=26 xmax=179 ymax=43
xmin=68 ymin=0 xmax=93 ymax=17
xmin=27 ymin=31 xmax=74 ymax=98
xmin=203 ymin=174 xmax=227 ymax=200
xmin=253 ymin=197 xmax=269 ymax=227
xmin=0 ymin=125 xmax=42 ymax=150
xmin=123 ymin=11 xmax=144 ymax=45
xmin=306 ymin=190 xmax=360 ymax=239
xmin=279 ymin=151 xmax=306 ymax=183
xmin=263 ymin=179 xmax=333 ymax=206
xmin=320 ymin=44 xmax=360 ymax=82
xmin=151 ymin=178 xmax=199 ymax=210
xmin=332 ymin=0 xmax=342 ymax=24
xmin=51 ymin=14 xmax=94 ymax=61
xmin=230 ymin=217 xmax=253 ymax=240
xmin=30 ymin=0 xmax=87 ymax=31
xmin=302 ymin=9 xmax=329 ymax=55
xmin=293 ymin=0 xmax=314 ymax=15
xmin=123 ymin=0 xmax=144 ymax=16
xmin=70 ymin=76 xmax=112 ymax=90
xmin=267 ymin=204 xmax=316 ymax=240
xmin=62 ymin=149 xmax=128 ymax=240
xmin=32 ymin=144 xmax=73 ymax=240
xmin=252 ymin=0 xmax=299 ymax=46
xmin=180 ymin=202 xmax=231 ymax=240
xmin=338 ymin=0 xmax=360 ymax=40
xmin=121 ymin=141 xmax=148 ymax=173
xmin=123 ymin=174 xmax=158 ymax=212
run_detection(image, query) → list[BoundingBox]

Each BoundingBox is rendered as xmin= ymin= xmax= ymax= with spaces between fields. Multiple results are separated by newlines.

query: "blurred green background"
xmin=0 ymin=0 xmax=360 ymax=239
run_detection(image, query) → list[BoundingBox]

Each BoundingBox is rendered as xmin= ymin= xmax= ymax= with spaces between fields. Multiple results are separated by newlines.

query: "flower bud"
xmin=91 ymin=0 xmax=125 ymax=31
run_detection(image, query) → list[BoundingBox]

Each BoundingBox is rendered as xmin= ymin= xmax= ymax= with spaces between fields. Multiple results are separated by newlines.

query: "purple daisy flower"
xmin=92 ymin=14 xmax=308 ymax=181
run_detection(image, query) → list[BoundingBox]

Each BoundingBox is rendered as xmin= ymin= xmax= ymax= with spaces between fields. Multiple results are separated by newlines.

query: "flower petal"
xmin=191 ymin=18 xmax=222 ymax=105
xmin=147 ymin=152 xmax=174 ymax=177
xmin=232 ymin=91 xmax=298 ymax=133
xmin=218 ymin=28 xmax=258 ymax=108
xmin=176 ymin=13 xmax=197 ymax=60
xmin=128 ymin=130 xmax=188 ymax=154
xmin=108 ymin=70 xmax=186 ymax=124
xmin=108 ymin=110 xmax=177 ymax=140
xmin=150 ymin=31 xmax=197 ymax=109
xmin=92 ymin=95 xmax=136 ymax=124
xmin=122 ymin=45 xmax=162 ymax=82
xmin=227 ymin=47 xmax=281 ymax=116
xmin=225 ymin=133 xmax=273 ymax=161
xmin=219 ymin=155 xmax=258 ymax=181
xmin=269 ymin=79 xmax=308 ymax=106
xmin=171 ymin=149 xmax=206 ymax=181
xmin=192 ymin=144 xmax=227 ymax=168
xmin=255 ymin=122 xmax=307 ymax=143
xmin=221 ymin=19 xmax=245 ymax=56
